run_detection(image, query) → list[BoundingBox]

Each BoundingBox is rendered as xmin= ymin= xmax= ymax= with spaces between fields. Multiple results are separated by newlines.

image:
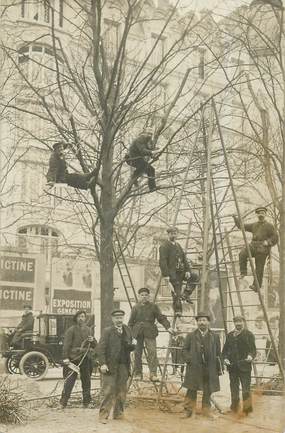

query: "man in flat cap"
xmin=233 ymin=207 xmax=278 ymax=292
xmin=97 ymin=309 xmax=136 ymax=423
xmin=60 ymin=310 xmax=96 ymax=409
xmin=222 ymin=316 xmax=256 ymax=416
xmin=47 ymin=141 xmax=98 ymax=190
xmin=128 ymin=287 xmax=174 ymax=381
xmin=125 ymin=131 xmax=160 ymax=192
xmin=11 ymin=304 xmax=34 ymax=348
xmin=182 ymin=312 xmax=222 ymax=419
xmin=159 ymin=226 xmax=199 ymax=316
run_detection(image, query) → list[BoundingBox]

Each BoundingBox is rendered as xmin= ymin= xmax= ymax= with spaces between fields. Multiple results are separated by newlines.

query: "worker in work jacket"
xmin=128 ymin=287 xmax=174 ymax=382
xmin=125 ymin=132 xmax=160 ymax=192
xmin=159 ymin=226 xmax=199 ymax=315
xmin=47 ymin=142 xmax=97 ymax=190
xmin=60 ymin=310 xmax=96 ymax=409
xmin=222 ymin=315 xmax=257 ymax=415
xmin=233 ymin=206 xmax=278 ymax=292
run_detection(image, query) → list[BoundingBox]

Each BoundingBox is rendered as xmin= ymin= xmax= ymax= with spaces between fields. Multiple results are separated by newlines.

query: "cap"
xmin=23 ymin=304 xmax=32 ymax=310
xmin=195 ymin=311 xmax=211 ymax=321
xmin=138 ymin=287 xmax=150 ymax=295
xmin=73 ymin=310 xmax=87 ymax=322
xmin=255 ymin=206 xmax=267 ymax=214
xmin=111 ymin=309 xmax=125 ymax=317
xmin=166 ymin=226 xmax=178 ymax=233
xmin=233 ymin=315 xmax=246 ymax=322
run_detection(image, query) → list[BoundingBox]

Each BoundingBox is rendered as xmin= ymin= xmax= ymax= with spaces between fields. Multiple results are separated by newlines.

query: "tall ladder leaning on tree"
xmin=114 ymin=98 xmax=284 ymax=408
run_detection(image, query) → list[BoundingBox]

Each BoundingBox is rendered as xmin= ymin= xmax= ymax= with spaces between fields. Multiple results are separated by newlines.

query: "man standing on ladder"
xmin=222 ymin=315 xmax=256 ymax=416
xmin=159 ymin=226 xmax=199 ymax=316
xmin=233 ymin=207 xmax=278 ymax=292
xmin=182 ymin=312 xmax=222 ymax=419
xmin=128 ymin=287 xmax=174 ymax=382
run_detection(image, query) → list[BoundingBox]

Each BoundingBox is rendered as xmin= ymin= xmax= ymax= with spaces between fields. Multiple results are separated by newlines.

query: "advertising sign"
xmin=0 ymin=286 xmax=34 ymax=310
xmin=52 ymin=289 xmax=92 ymax=314
xmin=0 ymin=256 xmax=35 ymax=283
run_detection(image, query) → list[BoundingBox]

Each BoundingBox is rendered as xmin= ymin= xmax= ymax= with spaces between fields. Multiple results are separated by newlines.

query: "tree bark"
xmin=278 ymin=152 xmax=285 ymax=369
xmin=100 ymin=141 xmax=115 ymax=333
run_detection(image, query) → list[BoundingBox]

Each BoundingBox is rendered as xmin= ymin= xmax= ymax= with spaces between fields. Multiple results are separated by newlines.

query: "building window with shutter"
xmin=59 ymin=0 xmax=64 ymax=27
xmin=21 ymin=0 xmax=26 ymax=18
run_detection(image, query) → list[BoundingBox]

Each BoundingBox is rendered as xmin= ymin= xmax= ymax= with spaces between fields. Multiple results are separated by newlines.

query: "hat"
xmin=233 ymin=315 xmax=246 ymax=322
xmin=111 ymin=309 xmax=125 ymax=317
xmin=73 ymin=310 xmax=87 ymax=322
xmin=255 ymin=207 xmax=267 ymax=214
xmin=138 ymin=287 xmax=150 ymax=295
xmin=23 ymin=304 xmax=32 ymax=310
xmin=166 ymin=226 xmax=178 ymax=233
xmin=195 ymin=311 xmax=211 ymax=321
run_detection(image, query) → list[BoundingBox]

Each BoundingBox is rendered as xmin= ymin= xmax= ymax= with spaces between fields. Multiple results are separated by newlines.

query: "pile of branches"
xmin=0 ymin=376 xmax=28 ymax=424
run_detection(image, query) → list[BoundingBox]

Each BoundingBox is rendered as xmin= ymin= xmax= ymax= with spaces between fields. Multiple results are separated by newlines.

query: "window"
xmin=150 ymin=34 xmax=166 ymax=66
xmin=20 ymin=0 xmax=56 ymax=25
xmin=17 ymin=225 xmax=60 ymax=265
xmin=21 ymin=0 xmax=26 ymax=18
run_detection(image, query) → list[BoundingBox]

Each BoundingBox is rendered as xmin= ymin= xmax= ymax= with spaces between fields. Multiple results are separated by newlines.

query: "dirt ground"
xmin=1 ymin=393 xmax=284 ymax=433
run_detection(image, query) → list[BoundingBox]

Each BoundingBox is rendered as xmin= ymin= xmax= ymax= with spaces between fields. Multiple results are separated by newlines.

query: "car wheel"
xmin=19 ymin=351 xmax=49 ymax=380
xmin=5 ymin=356 xmax=20 ymax=374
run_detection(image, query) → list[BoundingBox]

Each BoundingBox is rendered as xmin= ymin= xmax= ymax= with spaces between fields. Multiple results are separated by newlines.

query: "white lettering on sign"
xmin=52 ymin=299 xmax=91 ymax=309
xmin=0 ymin=288 xmax=32 ymax=301
xmin=0 ymin=258 xmax=34 ymax=272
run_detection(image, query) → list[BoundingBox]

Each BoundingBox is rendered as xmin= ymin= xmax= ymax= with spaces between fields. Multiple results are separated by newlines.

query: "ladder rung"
xmin=225 ymin=304 xmax=260 ymax=308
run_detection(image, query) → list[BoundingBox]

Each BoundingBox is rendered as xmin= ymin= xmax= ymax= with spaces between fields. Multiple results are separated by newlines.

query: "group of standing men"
xmin=60 ymin=303 xmax=256 ymax=423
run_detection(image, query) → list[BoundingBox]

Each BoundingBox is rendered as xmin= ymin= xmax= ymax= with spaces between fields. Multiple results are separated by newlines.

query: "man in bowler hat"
xmin=182 ymin=312 xmax=222 ymax=418
xmin=60 ymin=310 xmax=96 ymax=408
xmin=128 ymin=287 xmax=174 ymax=382
xmin=159 ymin=226 xmax=199 ymax=315
xmin=47 ymin=142 xmax=98 ymax=190
xmin=233 ymin=207 xmax=278 ymax=291
xmin=97 ymin=309 xmax=136 ymax=423
xmin=222 ymin=316 xmax=256 ymax=416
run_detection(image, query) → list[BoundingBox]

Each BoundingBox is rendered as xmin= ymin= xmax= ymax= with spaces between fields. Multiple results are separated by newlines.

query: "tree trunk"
xmin=100 ymin=143 xmax=115 ymax=334
xmin=279 ymin=162 xmax=285 ymax=369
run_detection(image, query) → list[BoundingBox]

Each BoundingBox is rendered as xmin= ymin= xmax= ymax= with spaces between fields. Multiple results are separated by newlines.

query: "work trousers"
xmin=239 ymin=245 xmax=268 ymax=288
xmin=66 ymin=172 xmax=94 ymax=190
xmin=184 ymin=373 xmax=211 ymax=414
xmin=99 ymin=364 xmax=129 ymax=420
xmin=229 ymin=368 xmax=252 ymax=414
xmin=60 ymin=357 xmax=92 ymax=406
xmin=170 ymin=272 xmax=198 ymax=314
xmin=132 ymin=158 xmax=156 ymax=191
xmin=134 ymin=336 xmax=158 ymax=376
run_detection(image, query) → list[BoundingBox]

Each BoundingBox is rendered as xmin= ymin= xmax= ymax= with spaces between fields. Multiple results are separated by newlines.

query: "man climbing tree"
xmin=46 ymin=142 xmax=98 ymax=190
xmin=233 ymin=207 xmax=278 ymax=292
xmin=125 ymin=131 xmax=160 ymax=192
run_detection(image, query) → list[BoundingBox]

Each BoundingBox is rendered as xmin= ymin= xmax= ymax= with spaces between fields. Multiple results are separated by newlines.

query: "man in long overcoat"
xmin=182 ymin=312 xmax=222 ymax=418
xmin=222 ymin=316 xmax=256 ymax=415
xmin=97 ymin=309 xmax=136 ymax=423
xmin=11 ymin=304 xmax=34 ymax=347
xmin=128 ymin=287 xmax=173 ymax=381
xmin=159 ymin=226 xmax=199 ymax=315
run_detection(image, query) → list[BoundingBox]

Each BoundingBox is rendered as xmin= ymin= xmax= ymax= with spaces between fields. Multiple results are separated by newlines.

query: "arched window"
xmin=17 ymin=225 xmax=60 ymax=265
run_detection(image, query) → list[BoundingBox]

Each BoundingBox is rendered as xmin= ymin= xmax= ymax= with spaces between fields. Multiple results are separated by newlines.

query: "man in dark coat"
xmin=125 ymin=132 xmax=159 ymax=192
xmin=182 ymin=312 xmax=222 ymax=418
xmin=128 ymin=287 xmax=174 ymax=382
xmin=47 ymin=142 xmax=97 ymax=190
xmin=222 ymin=316 xmax=256 ymax=415
xmin=60 ymin=310 xmax=96 ymax=409
xmin=159 ymin=226 xmax=199 ymax=315
xmin=233 ymin=207 xmax=278 ymax=292
xmin=97 ymin=309 xmax=136 ymax=424
xmin=11 ymin=304 xmax=34 ymax=348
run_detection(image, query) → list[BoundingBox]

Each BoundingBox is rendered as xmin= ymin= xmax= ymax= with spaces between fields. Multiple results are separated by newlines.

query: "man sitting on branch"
xmin=46 ymin=142 xmax=98 ymax=190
